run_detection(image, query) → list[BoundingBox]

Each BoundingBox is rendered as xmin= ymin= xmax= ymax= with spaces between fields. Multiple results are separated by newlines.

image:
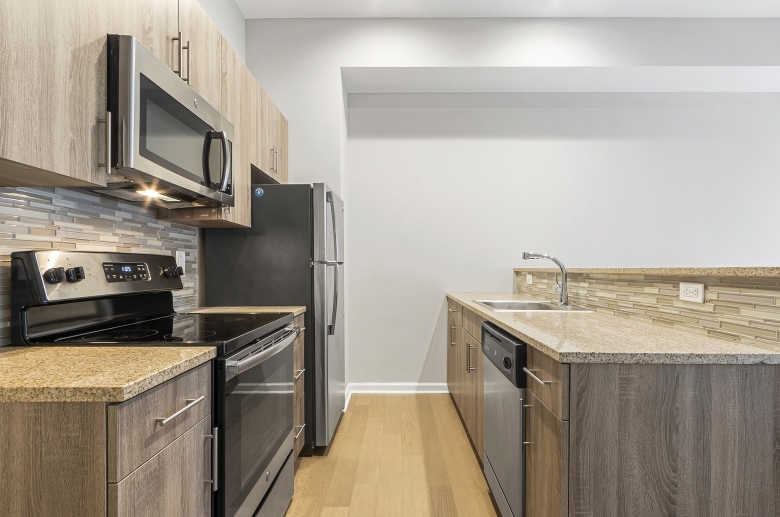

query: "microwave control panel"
xmin=102 ymin=262 xmax=150 ymax=282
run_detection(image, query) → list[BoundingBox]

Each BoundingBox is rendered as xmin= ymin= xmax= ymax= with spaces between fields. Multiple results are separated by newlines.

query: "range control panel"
xmin=10 ymin=250 xmax=184 ymax=304
xmin=103 ymin=262 xmax=149 ymax=282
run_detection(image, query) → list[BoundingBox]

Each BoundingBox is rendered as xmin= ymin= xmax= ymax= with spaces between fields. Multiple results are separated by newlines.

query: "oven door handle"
xmin=224 ymin=328 xmax=298 ymax=380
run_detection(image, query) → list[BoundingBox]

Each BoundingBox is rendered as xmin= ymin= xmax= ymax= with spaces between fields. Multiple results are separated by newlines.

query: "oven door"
xmin=107 ymin=34 xmax=234 ymax=208
xmin=216 ymin=327 xmax=296 ymax=517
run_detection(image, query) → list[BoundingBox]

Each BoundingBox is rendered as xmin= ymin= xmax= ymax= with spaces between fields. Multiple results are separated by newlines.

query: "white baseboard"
xmin=345 ymin=382 xmax=448 ymax=409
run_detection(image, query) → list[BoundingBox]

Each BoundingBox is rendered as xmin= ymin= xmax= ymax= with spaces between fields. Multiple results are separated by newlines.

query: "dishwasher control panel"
xmin=481 ymin=321 xmax=527 ymax=388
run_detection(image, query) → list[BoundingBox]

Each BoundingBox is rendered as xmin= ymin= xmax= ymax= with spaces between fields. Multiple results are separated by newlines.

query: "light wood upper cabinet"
xmin=177 ymin=0 xmax=222 ymax=109
xmin=0 ymin=0 xmax=178 ymax=188
xmin=258 ymin=88 xmax=289 ymax=183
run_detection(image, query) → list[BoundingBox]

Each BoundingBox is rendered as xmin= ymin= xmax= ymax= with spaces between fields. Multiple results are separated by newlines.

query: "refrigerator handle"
xmin=329 ymin=264 xmax=338 ymax=336
xmin=327 ymin=191 xmax=340 ymax=263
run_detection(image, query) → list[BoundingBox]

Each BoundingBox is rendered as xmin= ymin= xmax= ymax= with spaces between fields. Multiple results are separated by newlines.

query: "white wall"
xmin=197 ymin=0 xmax=246 ymax=62
xmin=244 ymin=18 xmax=780 ymax=389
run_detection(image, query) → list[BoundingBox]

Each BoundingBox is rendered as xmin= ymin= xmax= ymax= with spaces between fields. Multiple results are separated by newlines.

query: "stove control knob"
xmin=176 ymin=266 xmax=184 ymax=277
xmin=502 ymin=356 xmax=513 ymax=370
xmin=164 ymin=266 xmax=180 ymax=278
xmin=65 ymin=266 xmax=85 ymax=282
xmin=44 ymin=267 xmax=66 ymax=284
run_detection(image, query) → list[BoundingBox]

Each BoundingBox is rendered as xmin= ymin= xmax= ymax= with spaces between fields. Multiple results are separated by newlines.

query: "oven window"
xmin=224 ymin=344 xmax=293 ymax=517
xmin=138 ymin=74 xmax=222 ymax=186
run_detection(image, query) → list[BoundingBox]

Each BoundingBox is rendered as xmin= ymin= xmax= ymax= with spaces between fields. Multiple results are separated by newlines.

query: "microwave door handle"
xmin=203 ymin=130 xmax=231 ymax=192
xmin=217 ymin=130 xmax=230 ymax=193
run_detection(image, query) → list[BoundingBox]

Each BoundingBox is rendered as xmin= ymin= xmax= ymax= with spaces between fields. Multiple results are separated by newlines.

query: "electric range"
xmin=10 ymin=250 xmax=298 ymax=517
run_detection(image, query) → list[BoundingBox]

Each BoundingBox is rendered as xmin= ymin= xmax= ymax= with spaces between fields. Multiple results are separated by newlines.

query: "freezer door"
xmin=313 ymin=184 xmax=344 ymax=264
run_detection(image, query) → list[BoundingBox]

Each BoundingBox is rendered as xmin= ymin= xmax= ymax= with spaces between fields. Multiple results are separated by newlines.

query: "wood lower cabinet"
xmin=446 ymin=301 xmax=485 ymax=464
xmin=0 ymin=362 xmax=214 ymax=517
xmin=525 ymin=390 xmax=568 ymax=517
xmin=446 ymin=297 xmax=780 ymax=517
xmin=0 ymin=0 xmax=178 ymax=187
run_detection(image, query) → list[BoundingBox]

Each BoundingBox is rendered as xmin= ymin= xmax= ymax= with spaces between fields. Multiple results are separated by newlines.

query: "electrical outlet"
xmin=679 ymin=282 xmax=705 ymax=303
xmin=526 ymin=274 xmax=533 ymax=285
xmin=176 ymin=251 xmax=186 ymax=274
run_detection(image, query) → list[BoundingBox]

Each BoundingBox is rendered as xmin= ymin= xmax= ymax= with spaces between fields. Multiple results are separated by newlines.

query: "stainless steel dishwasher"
xmin=482 ymin=321 xmax=527 ymax=517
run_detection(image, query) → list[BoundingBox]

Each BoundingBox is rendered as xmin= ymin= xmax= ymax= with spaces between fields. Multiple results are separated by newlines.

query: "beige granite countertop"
xmin=448 ymin=292 xmax=780 ymax=364
xmin=0 ymin=346 xmax=216 ymax=403
xmin=513 ymin=266 xmax=780 ymax=277
xmin=191 ymin=306 xmax=306 ymax=316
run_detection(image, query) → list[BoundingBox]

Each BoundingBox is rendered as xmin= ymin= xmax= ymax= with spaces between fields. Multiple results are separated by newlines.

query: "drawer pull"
xmin=522 ymin=441 xmax=532 ymax=446
xmin=205 ymin=427 xmax=218 ymax=492
xmin=448 ymin=308 xmax=456 ymax=313
xmin=294 ymin=424 xmax=306 ymax=439
xmin=294 ymin=369 xmax=305 ymax=380
xmin=523 ymin=367 xmax=550 ymax=386
xmin=155 ymin=396 xmax=205 ymax=426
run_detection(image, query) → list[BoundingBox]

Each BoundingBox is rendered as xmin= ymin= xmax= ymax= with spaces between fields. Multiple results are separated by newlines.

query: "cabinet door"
xmin=108 ymin=416 xmax=212 ymax=517
xmin=276 ymin=111 xmax=289 ymax=183
xmin=453 ymin=324 xmax=464 ymax=412
xmin=447 ymin=316 xmax=457 ymax=398
xmin=525 ymin=391 xmax=569 ymax=517
xmin=259 ymin=88 xmax=282 ymax=180
xmin=0 ymin=0 xmax=177 ymax=187
xmin=178 ymin=0 xmax=222 ymax=108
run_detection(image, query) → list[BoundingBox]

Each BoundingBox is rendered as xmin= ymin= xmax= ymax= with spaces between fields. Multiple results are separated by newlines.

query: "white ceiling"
xmin=235 ymin=0 xmax=780 ymax=19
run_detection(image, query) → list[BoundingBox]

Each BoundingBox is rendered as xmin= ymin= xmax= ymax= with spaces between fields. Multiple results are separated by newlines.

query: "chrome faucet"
xmin=522 ymin=252 xmax=568 ymax=306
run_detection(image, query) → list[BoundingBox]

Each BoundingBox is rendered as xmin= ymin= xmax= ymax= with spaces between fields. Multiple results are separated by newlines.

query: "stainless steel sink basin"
xmin=474 ymin=300 xmax=593 ymax=313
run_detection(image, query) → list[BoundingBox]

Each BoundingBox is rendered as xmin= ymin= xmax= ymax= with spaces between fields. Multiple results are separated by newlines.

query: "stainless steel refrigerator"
xmin=204 ymin=183 xmax=345 ymax=451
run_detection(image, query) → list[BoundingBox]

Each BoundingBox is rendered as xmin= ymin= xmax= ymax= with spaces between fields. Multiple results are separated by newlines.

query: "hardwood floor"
xmin=285 ymin=394 xmax=497 ymax=517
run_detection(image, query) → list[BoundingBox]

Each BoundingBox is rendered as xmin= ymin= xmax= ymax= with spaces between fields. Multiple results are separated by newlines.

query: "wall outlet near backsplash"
xmin=514 ymin=269 xmax=780 ymax=346
xmin=680 ymin=282 xmax=705 ymax=303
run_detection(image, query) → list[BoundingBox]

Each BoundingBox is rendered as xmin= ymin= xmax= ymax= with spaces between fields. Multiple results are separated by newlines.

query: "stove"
xmin=10 ymin=250 xmax=299 ymax=517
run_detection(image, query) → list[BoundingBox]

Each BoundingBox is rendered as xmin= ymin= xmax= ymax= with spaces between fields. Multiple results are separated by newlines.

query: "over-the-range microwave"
xmin=94 ymin=34 xmax=234 ymax=209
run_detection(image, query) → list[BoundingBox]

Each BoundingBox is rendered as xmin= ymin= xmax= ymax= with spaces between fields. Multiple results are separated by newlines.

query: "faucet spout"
xmin=522 ymin=252 xmax=568 ymax=306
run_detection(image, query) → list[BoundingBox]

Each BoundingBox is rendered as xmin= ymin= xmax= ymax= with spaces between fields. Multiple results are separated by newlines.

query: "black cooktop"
xmin=30 ymin=311 xmax=294 ymax=356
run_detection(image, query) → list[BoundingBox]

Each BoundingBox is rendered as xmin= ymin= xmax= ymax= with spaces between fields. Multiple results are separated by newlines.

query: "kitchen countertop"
xmin=448 ymin=292 xmax=780 ymax=364
xmin=191 ymin=306 xmax=306 ymax=316
xmin=0 ymin=346 xmax=216 ymax=403
xmin=513 ymin=266 xmax=780 ymax=277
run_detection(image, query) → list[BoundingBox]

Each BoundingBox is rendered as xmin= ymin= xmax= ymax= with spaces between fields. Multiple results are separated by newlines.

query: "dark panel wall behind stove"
xmin=0 ymin=187 xmax=198 ymax=345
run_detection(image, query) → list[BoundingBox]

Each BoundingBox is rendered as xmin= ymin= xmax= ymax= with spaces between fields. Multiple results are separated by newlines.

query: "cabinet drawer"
xmin=462 ymin=308 xmax=485 ymax=343
xmin=108 ymin=362 xmax=212 ymax=482
xmin=294 ymin=394 xmax=305 ymax=458
xmin=525 ymin=347 xmax=569 ymax=420
xmin=447 ymin=299 xmax=462 ymax=326
xmin=108 ymin=416 xmax=212 ymax=517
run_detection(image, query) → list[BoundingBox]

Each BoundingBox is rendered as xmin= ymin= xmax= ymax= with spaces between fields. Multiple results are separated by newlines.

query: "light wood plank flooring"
xmin=285 ymin=394 xmax=498 ymax=517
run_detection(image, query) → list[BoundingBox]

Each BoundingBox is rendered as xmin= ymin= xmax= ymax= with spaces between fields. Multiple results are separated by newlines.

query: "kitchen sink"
xmin=474 ymin=300 xmax=593 ymax=313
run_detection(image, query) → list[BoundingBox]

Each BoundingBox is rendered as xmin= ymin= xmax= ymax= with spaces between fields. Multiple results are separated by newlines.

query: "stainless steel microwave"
xmin=96 ymin=34 xmax=234 ymax=209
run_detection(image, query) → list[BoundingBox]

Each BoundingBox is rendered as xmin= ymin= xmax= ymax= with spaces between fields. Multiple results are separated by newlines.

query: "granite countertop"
xmin=191 ymin=306 xmax=306 ymax=316
xmin=0 ymin=346 xmax=216 ymax=403
xmin=513 ymin=266 xmax=780 ymax=277
xmin=447 ymin=292 xmax=780 ymax=365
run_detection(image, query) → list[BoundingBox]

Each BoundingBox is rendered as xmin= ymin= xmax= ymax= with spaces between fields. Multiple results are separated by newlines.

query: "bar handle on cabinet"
xmin=173 ymin=32 xmax=183 ymax=76
xmin=98 ymin=111 xmax=111 ymax=172
xmin=468 ymin=343 xmax=476 ymax=371
xmin=294 ymin=424 xmax=306 ymax=440
xmin=182 ymin=40 xmax=191 ymax=84
xmin=205 ymin=427 xmax=218 ymax=492
xmin=155 ymin=396 xmax=205 ymax=426
xmin=450 ymin=325 xmax=456 ymax=346
xmin=523 ymin=367 xmax=550 ymax=386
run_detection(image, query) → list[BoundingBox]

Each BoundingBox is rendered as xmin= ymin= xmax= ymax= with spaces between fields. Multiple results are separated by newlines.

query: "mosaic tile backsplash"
xmin=515 ymin=269 xmax=780 ymax=346
xmin=0 ymin=187 xmax=198 ymax=345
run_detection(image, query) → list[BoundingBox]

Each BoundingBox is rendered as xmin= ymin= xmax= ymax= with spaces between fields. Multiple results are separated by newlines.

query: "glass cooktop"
xmin=32 ymin=311 xmax=294 ymax=356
